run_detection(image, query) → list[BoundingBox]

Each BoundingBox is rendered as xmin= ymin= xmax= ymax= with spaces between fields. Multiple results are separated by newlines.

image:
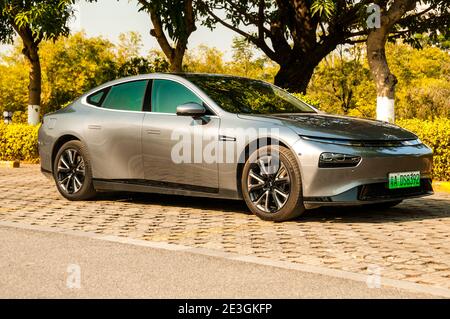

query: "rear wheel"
xmin=53 ymin=140 xmax=96 ymax=200
xmin=241 ymin=145 xmax=305 ymax=221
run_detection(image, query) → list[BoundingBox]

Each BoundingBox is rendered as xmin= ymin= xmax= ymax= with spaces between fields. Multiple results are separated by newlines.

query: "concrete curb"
xmin=0 ymin=160 xmax=20 ymax=168
xmin=0 ymin=220 xmax=449 ymax=298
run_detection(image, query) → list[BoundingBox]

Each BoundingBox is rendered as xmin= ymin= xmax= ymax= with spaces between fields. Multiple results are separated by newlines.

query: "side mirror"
xmin=176 ymin=102 xmax=206 ymax=117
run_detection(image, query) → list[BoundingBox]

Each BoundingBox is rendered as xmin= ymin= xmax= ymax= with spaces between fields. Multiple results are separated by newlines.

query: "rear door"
xmin=84 ymin=80 xmax=149 ymax=180
xmin=142 ymin=79 xmax=220 ymax=191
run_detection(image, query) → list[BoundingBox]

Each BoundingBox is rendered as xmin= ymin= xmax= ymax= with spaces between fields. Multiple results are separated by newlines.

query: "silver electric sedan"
xmin=38 ymin=73 xmax=433 ymax=221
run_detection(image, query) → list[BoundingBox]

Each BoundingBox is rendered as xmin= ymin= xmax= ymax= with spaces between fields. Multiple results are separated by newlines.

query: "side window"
xmin=87 ymin=89 xmax=108 ymax=106
xmin=102 ymin=80 xmax=148 ymax=111
xmin=152 ymin=79 xmax=203 ymax=114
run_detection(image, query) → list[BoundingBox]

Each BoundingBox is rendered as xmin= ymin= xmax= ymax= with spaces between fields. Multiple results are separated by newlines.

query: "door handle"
xmin=146 ymin=129 xmax=161 ymax=135
xmin=88 ymin=124 xmax=102 ymax=130
xmin=219 ymin=135 xmax=236 ymax=142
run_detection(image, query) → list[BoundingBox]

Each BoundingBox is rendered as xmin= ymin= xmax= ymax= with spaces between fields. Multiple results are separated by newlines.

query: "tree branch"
xmin=288 ymin=0 xmax=318 ymax=47
xmin=174 ymin=0 xmax=196 ymax=56
xmin=184 ymin=0 xmax=196 ymax=36
xmin=398 ymin=2 xmax=438 ymax=23
xmin=219 ymin=0 xmax=271 ymax=36
xmin=344 ymin=37 xmax=368 ymax=44
xmin=257 ymin=0 xmax=265 ymax=42
xmin=383 ymin=0 xmax=417 ymax=30
xmin=204 ymin=5 xmax=279 ymax=62
xmin=137 ymin=0 xmax=175 ymax=61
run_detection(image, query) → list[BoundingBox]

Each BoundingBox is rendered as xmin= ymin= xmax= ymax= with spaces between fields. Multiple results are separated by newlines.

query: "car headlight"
xmin=319 ymin=152 xmax=361 ymax=168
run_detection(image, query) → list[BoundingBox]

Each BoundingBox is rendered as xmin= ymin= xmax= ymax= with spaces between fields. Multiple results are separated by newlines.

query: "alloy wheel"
xmin=247 ymin=154 xmax=291 ymax=213
xmin=57 ymin=148 xmax=86 ymax=194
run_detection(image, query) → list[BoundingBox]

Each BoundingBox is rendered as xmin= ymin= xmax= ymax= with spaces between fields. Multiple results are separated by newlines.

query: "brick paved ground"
xmin=1 ymin=165 xmax=449 ymax=289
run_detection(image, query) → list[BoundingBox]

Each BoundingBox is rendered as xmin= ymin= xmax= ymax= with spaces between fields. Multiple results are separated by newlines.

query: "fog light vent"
xmin=319 ymin=152 xmax=361 ymax=168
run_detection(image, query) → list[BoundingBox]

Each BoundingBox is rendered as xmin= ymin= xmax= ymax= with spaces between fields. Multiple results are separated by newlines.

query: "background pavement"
xmin=0 ymin=165 xmax=449 ymax=295
xmin=0 ymin=225 xmax=433 ymax=298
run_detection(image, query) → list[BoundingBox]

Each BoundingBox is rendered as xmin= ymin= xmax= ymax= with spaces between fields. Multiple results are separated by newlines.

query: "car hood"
xmin=237 ymin=113 xmax=417 ymax=141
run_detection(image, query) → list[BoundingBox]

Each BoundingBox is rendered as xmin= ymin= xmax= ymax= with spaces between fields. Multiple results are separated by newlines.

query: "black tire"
xmin=365 ymin=200 xmax=403 ymax=210
xmin=241 ymin=145 xmax=305 ymax=221
xmin=53 ymin=140 xmax=96 ymax=200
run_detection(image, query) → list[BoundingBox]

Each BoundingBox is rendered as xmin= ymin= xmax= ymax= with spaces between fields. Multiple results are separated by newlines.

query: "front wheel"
xmin=53 ymin=140 xmax=96 ymax=200
xmin=241 ymin=145 xmax=305 ymax=221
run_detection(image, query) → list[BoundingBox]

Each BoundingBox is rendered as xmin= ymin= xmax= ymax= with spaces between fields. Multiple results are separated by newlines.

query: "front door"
xmin=142 ymin=79 xmax=219 ymax=191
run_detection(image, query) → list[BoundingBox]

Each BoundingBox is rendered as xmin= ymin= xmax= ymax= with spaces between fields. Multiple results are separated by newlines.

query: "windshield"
xmin=180 ymin=74 xmax=316 ymax=114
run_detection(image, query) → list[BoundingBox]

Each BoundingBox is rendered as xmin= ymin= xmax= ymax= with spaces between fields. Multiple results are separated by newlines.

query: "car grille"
xmin=356 ymin=140 xmax=405 ymax=147
xmin=358 ymin=178 xmax=433 ymax=201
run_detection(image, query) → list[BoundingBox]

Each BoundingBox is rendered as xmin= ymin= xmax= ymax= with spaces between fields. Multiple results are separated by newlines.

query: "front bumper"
xmin=303 ymin=178 xmax=433 ymax=208
xmin=291 ymin=138 xmax=433 ymax=207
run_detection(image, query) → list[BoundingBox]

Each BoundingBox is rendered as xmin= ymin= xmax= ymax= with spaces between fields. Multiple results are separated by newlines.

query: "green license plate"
xmin=388 ymin=171 xmax=420 ymax=189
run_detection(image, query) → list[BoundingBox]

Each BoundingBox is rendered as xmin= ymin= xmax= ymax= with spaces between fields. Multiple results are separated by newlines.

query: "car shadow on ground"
xmin=94 ymin=191 xmax=450 ymax=224
xmin=301 ymin=197 xmax=450 ymax=223
xmin=95 ymin=191 xmax=251 ymax=214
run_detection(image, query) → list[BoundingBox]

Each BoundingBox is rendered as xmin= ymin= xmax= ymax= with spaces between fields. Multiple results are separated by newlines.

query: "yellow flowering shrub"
xmin=397 ymin=118 xmax=450 ymax=181
xmin=0 ymin=123 xmax=40 ymax=163
xmin=0 ymin=119 xmax=448 ymax=181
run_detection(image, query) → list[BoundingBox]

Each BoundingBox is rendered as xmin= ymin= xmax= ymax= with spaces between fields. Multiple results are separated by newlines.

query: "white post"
xmin=376 ymin=96 xmax=395 ymax=123
xmin=28 ymin=105 xmax=40 ymax=125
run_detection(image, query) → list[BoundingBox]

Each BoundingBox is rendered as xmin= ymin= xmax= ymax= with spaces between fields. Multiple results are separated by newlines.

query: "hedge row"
xmin=396 ymin=118 xmax=450 ymax=182
xmin=0 ymin=118 xmax=448 ymax=180
xmin=0 ymin=123 xmax=40 ymax=163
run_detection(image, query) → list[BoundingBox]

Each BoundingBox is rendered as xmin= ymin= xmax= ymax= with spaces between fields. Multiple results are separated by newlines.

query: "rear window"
xmin=86 ymin=80 xmax=149 ymax=111
xmin=102 ymin=80 xmax=148 ymax=112
xmin=87 ymin=89 xmax=108 ymax=106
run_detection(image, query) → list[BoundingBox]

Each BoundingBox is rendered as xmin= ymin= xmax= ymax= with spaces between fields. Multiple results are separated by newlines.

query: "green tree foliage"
xmin=397 ymin=0 xmax=450 ymax=50
xmin=413 ymin=32 xmax=450 ymax=50
xmin=305 ymin=42 xmax=450 ymax=120
xmin=0 ymin=0 xmax=75 ymax=44
xmin=202 ymin=0 xmax=450 ymax=93
xmin=116 ymin=31 xmax=143 ymax=65
xmin=40 ymin=32 xmax=117 ymax=113
xmin=184 ymin=45 xmax=227 ymax=74
xmin=227 ymin=37 xmax=278 ymax=81
xmin=116 ymin=33 xmax=169 ymax=77
xmin=1 ymin=33 xmax=448 ymax=122
xmin=0 ymin=46 xmax=28 ymax=113
xmin=389 ymin=43 xmax=450 ymax=119
xmin=0 ymin=0 xmax=79 ymax=120
xmin=310 ymin=0 xmax=335 ymax=18
xmin=397 ymin=118 xmax=450 ymax=181
xmin=0 ymin=32 xmax=170 ymax=115
xmin=230 ymin=37 xmax=254 ymax=77
xmin=308 ymin=45 xmax=375 ymax=117
xmin=184 ymin=37 xmax=278 ymax=81
xmin=136 ymin=0 xmax=199 ymax=71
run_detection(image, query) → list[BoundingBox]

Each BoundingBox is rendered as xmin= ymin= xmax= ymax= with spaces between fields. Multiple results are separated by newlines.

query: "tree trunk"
xmin=169 ymin=59 xmax=183 ymax=72
xmin=169 ymin=47 xmax=185 ymax=73
xmin=23 ymin=43 xmax=41 ymax=125
xmin=274 ymin=58 xmax=318 ymax=93
xmin=367 ymin=29 xmax=396 ymax=123
xmin=366 ymin=0 xmax=417 ymax=123
xmin=144 ymin=0 xmax=195 ymax=73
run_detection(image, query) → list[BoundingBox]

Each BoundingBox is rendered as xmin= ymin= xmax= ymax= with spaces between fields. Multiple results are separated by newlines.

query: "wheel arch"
xmin=51 ymin=135 xmax=81 ymax=171
xmin=236 ymin=137 xmax=294 ymax=199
